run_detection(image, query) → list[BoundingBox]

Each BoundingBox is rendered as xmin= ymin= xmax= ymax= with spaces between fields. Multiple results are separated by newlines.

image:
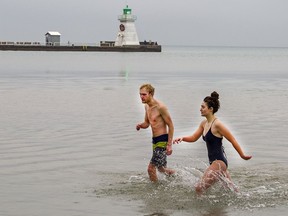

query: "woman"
xmin=173 ymin=91 xmax=252 ymax=195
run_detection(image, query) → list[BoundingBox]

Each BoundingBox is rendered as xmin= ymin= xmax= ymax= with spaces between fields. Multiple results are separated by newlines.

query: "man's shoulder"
xmin=156 ymin=101 xmax=168 ymax=112
xmin=153 ymin=99 xmax=165 ymax=107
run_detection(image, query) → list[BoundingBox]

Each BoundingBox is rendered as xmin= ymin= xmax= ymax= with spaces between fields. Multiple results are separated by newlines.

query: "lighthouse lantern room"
xmin=115 ymin=5 xmax=140 ymax=46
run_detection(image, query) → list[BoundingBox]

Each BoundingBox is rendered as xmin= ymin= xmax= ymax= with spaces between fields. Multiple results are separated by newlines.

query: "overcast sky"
xmin=1 ymin=0 xmax=288 ymax=47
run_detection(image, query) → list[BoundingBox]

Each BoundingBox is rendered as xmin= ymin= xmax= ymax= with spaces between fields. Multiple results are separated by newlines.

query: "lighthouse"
xmin=115 ymin=5 xmax=140 ymax=46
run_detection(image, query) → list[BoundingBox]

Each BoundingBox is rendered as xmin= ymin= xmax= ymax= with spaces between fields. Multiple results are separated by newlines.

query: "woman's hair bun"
xmin=211 ymin=91 xmax=219 ymax=100
xmin=204 ymin=91 xmax=220 ymax=113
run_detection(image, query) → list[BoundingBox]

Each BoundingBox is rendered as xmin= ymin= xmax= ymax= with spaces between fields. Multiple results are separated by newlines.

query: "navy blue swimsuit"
xmin=202 ymin=120 xmax=228 ymax=167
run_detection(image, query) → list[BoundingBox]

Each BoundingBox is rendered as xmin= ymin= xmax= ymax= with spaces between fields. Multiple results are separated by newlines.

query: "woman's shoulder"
xmin=200 ymin=119 xmax=207 ymax=127
xmin=213 ymin=118 xmax=226 ymax=129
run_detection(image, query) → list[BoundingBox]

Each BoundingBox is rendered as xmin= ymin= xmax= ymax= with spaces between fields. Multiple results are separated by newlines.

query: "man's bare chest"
xmin=147 ymin=107 xmax=161 ymax=123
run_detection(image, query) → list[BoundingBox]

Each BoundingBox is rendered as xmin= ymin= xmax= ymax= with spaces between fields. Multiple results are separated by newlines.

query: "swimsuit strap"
xmin=211 ymin=118 xmax=217 ymax=126
xmin=208 ymin=118 xmax=217 ymax=131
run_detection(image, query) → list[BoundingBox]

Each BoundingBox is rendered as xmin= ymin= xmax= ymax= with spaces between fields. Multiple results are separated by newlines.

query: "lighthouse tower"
xmin=115 ymin=5 xmax=140 ymax=46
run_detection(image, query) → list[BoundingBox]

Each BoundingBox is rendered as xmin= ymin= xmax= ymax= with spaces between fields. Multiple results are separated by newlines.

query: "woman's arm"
xmin=173 ymin=121 xmax=205 ymax=144
xmin=216 ymin=121 xmax=252 ymax=160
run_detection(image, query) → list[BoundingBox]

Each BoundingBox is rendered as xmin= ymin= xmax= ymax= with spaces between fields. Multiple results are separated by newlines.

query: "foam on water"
xmin=95 ymin=163 xmax=288 ymax=215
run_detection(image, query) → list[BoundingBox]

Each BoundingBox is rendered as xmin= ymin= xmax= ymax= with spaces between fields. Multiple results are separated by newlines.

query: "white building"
xmin=115 ymin=6 xmax=139 ymax=46
xmin=45 ymin=31 xmax=61 ymax=46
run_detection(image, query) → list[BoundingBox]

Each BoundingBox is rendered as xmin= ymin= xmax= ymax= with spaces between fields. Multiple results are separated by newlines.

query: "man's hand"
xmin=166 ymin=144 xmax=173 ymax=155
xmin=136 ymin=124 xmax=141 ymax=131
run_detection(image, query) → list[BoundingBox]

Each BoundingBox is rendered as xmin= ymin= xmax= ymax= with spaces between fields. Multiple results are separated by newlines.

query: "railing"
xmin=0 ymin=41 xmax=101 ymax=46
xmin=118 ymin=14 xmax=137 ymax=21
xmin=0 ymin=41 xmax=41 ymax=45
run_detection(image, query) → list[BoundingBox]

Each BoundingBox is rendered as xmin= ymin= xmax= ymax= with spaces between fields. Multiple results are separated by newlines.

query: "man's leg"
xmin=158 ymin=166 xmax=175 ymax=176
xmin=148 ymin=163 xmax=158 ymax=182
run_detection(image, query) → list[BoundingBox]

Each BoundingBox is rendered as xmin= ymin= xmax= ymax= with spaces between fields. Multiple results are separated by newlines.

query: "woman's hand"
xmin=173 ymin=137 xmax=183 ymax=144
xmin=241 ymin=155 xmax=252 ymax=160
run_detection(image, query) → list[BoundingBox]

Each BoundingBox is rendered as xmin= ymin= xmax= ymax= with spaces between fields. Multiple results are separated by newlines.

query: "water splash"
xmin=94 ymin=164 xmax=288 ymax=215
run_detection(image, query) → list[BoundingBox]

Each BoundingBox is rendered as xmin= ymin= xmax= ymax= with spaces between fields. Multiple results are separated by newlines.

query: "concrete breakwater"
xmin=0 ymin=43 xmax=161 ymax=52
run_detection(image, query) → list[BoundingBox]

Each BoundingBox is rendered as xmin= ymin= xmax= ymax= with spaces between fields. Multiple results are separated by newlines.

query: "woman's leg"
xmin=221 ymin=170 xmax=239 ymax=192
xmin=195 ymin=160 xmax=227 ymax=195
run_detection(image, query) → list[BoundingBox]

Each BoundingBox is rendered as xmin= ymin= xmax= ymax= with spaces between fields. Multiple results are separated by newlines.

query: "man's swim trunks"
xmin=150 ymin=134 xmax=168 ymax=167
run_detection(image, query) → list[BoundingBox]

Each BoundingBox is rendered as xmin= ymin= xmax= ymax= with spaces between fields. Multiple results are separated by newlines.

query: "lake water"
xmin=0 ymin=46 xmax=287 ymax=215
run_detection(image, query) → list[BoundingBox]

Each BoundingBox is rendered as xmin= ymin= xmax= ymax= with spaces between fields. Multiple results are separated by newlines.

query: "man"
xmin=136 ymin=84 xmax=175 ymax=182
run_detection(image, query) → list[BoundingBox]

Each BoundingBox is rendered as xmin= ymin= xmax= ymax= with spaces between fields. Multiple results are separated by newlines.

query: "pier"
xmin=0 ymin=42 xmax=161 ymax=52
xmin=0 ymin=6 xmax=161 ymax=52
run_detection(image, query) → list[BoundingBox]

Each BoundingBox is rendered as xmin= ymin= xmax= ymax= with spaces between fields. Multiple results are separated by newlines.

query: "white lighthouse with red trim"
xmin=115 ymin=5 xmax=140 ymax=46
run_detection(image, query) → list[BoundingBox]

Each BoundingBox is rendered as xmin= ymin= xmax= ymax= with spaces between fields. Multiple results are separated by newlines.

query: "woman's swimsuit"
xmin=202 ymin=119 xmax=228 ymax=167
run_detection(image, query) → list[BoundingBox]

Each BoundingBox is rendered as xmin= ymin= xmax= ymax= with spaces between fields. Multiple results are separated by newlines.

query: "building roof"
xmin=45 ymin=31 xmax=61 ymax=36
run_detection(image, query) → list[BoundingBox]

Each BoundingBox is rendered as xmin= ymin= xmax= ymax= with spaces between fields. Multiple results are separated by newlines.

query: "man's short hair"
xmin=140 ymin=84 xmax=155 ymax=96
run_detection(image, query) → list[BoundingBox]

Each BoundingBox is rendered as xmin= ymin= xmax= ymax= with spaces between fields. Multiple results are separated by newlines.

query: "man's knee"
xmin=148 ymin=164 xmax=158 ymax=182
xmin=148 ymin=164 xmax=156 ymax=174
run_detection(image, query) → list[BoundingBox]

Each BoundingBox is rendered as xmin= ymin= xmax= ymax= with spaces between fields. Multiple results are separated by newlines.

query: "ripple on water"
xmin=93 ymin=164 xmax=288 ymax=215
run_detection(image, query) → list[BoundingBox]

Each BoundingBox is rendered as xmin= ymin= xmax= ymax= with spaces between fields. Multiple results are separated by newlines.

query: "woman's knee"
xmin=194 ymin=183 xmax=203 ymax=195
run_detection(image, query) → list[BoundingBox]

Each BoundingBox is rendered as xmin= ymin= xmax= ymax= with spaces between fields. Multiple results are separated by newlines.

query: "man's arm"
xmin=136 ymin=109 xmax=150 ymax=130
xmin=159 ymin=105 xmax=174 ymax=155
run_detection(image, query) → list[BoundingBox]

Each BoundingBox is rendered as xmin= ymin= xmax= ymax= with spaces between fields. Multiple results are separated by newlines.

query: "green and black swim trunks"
xmin=150 ymin=134 xmax=168 ymax=167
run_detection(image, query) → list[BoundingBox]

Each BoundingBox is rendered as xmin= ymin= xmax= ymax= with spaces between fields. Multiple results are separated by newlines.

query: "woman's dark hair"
xmin=204 ymin=91 xmax=220 ymax=114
